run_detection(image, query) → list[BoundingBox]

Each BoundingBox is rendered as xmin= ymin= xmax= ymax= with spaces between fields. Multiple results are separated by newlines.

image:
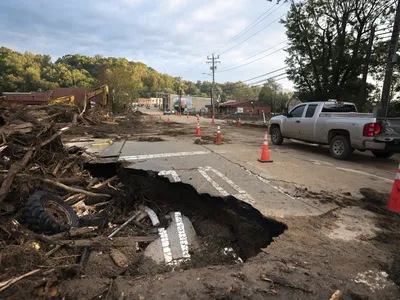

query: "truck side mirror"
xmin=283 ymin=109 xmax=289 ymax=117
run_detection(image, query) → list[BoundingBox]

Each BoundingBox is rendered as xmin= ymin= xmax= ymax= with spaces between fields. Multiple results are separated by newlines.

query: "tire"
xmin=329 ymin=135 xmax=351 ymax=160
xmin=23 ymin=191 xmax=79 ymax=235
xmin=371 ymin=151 xmax=394 ymax=159
xmin=270 ymin=126 xmax=284 ymax=145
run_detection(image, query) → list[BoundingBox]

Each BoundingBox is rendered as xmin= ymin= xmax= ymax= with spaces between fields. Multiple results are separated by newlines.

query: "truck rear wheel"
xmin=329 ymin=135 xmax=351 ymax=160
xmin=371 ymin=151 xmax=394 ymax=159
xmin=270 ymin=127 xmax=284 ymax=145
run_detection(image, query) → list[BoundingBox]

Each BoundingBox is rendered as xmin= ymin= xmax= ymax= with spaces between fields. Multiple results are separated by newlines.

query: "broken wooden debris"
xmin=110 ymin=248 xmax=129 ymax=268
xmin=108 ymin=211 xmax=142 ymax=238
xmin=0 ymin=269 xmax=41 ymax=293
xmin=329 ymin=290 xmax=342 ymax=300
xmin=58 ymin=236 xmax=159 ymax=248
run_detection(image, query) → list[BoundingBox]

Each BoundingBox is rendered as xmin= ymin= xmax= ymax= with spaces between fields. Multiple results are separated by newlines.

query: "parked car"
xmin=269 ymin=100 xmax=400 ymax=160
xmin=164 ymin=108 xmax=172 ymax=115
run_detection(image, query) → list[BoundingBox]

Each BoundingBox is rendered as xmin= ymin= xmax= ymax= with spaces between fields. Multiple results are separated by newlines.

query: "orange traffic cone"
xmin=212 ymin=115 xmax=215 ymax=123
xmin=216 ymin=126 xmax=222 ymax=145
xmin=159 ymin=115 xmax=162 ymax=120
xmin=187 ymin=113 xmax=189 ymax=118
xmin=258 ymin=132 xmax=273 ymax=163
xmin=388 ymin=164 xmax=400 ymax=212
xmin=238 ymin=118 xmax=241 ymax=127
xmin=197 ymin=116 xmax=200 ymax=122
xmin=168 ymin=117 xmax=171 ymax=123
xmin=195 ymin=122 xmax=201 ymax=137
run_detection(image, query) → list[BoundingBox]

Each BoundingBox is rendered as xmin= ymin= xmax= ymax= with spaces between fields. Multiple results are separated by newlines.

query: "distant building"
xmin=219 ymin=100 xmax=271 ymax=115
xmin=158 ymin=94 xmax=212 ymax=112
xmin=138 ymin=98 xmax=152 ymax=106
xmin=1 ymin=92 xmax=50 ymax=105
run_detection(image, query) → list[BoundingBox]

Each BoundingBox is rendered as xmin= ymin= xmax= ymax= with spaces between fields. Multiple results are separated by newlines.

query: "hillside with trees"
xmin=0 ymin=47 xmax=290 ymax=111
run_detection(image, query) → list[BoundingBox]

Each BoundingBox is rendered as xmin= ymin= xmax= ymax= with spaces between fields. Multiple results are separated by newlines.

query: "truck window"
xmin=305 ymin=104 xmax=318 ymax=118
xmin=290 ymin=105 xmax=305 ymax=117
xmin=322 ymin=103 xmax=357 ymax=112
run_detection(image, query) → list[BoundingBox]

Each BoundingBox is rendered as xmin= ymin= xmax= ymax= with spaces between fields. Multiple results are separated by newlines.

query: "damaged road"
xmin=1 ymin=107 xmax=400 ymax=299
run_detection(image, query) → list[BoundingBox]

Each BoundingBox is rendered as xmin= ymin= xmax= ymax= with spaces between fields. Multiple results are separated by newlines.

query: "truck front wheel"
xmin=270 ymin=127 xmax=284 ymax=145
xmin=329 ymin=135 xmax=352 ymax=160
xmin=371 ymin=151 xmax=394 ymax=159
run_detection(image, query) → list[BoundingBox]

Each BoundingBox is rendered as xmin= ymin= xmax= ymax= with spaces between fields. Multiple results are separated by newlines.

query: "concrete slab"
xmin=99 ymin=141 xmax=125 ymax=158
xmin=112 ymin=138 xmax=335 ymax=217
xmin=144 ymin=212 xmax=197 ymax=265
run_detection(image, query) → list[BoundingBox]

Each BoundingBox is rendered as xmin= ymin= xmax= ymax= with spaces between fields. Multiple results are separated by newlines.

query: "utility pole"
xmin=380 ymin=0 xmax=400 ymax=117
xmin=359 ymin=26 xmax=375 ymax=112
xmin=207 ymin=54 xmax=221 ymax=117
xmin=177 ymin=76 xmax=182 ymax=114
xmin=273 ymin=85 xmax=277 ymax=116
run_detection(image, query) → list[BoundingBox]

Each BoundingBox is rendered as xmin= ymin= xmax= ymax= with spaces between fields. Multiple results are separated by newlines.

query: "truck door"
xmin=284 ymin=104 xmax=306 ymax=138
xmin=299 ymin=104 xmax=318 ymax=141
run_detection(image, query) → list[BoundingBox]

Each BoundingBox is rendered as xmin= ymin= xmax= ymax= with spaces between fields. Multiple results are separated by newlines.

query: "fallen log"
xmin=0 ymin=149 xmax=34 ymax=204
xmin=48 ymin=227 xmax=98 ymax=241
xmin=0 ymin=123 xmax=34 ymax=135
xmin=41 ymin=178 xmax=111 ymax=198
xmin=0 ymin=269 xmax=41 ymax=293
xmin=92 ymin=175 xmax=118 ymax=190
xmin=57 ymin=236 xmax=158 ymax=248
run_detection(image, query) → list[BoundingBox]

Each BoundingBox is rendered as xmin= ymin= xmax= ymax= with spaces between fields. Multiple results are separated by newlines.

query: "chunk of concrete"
xmin=144 ymin=212 xmax=198 ymax=265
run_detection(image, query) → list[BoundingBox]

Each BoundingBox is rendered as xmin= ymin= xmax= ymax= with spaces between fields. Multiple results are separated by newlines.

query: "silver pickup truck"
xmin=269 ymin=101 xmax=400 ymax=160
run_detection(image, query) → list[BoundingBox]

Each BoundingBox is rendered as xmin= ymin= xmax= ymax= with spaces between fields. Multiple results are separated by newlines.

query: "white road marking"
xmin=158 ymin=170 xmax=182 ymax=182
xmin=198 ymin=168 xmax=229 ymax=196
xmin=336 ymin=167 xmax=393 ymax=183
xmin=256 ymin=175 xmax=296 ymax=201
xmin=158 ymin=228 xmax=173 ymax=264
xmin=174 ymin=212 xmax=191 ymax=261
xmin=199 ymin=167 xmax=256 ymax=205
xmin=119 ymin=150 xmax=210 ymax=162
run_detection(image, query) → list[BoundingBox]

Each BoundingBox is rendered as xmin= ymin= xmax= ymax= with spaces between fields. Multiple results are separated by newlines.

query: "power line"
xmin=217 ymin=40 xmax=287 ymax=72
xmin=242 ymin=67 xmax=287 ymax=83
xmin=219 ymin=8 xmax=287 ymax=56
xmin=214 ymin=3 xmax=279 ymax=53
xmin=217 ymin=46 xmax=286 ymax=73
xmin=247 ymin=72 xmax=287 ymax=85
xmin=219 ymin=69 xmax=288 ymax=93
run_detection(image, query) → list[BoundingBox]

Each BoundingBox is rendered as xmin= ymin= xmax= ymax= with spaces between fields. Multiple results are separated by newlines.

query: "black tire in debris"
xmin=23 ymin=191 xmax=79 ymax=235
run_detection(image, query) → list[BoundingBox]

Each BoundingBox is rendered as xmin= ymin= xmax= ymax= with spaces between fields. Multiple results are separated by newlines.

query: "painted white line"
xmin=158 ymin=170 xmax=182 ymax=182
xmin=174 ymin=212 xmax=191 ymax=260
xmin=256 ymin=175 xmax=296 ymax=201
xmin=198 ymin=168 xmax=229 ymax=196
xmin=336 ymin=167 xmax=393 ymax=183
xmin=199 ymin=167 xmax=255 ymax=205
xmin=207 ymin=167 xmax=256 ymax=205
xmin=158 ymin=228 xmax=173 ymax=264
xmin=119 ymin=150 xmax=210 ymax=162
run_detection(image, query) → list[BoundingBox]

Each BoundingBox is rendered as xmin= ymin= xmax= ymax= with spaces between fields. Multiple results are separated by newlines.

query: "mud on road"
xmin=2 ymin=111 xmax=400 ymax=299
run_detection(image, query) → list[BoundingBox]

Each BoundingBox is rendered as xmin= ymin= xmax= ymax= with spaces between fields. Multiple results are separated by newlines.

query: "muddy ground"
xmin=1 ymin=112 xmax=400 ymax=299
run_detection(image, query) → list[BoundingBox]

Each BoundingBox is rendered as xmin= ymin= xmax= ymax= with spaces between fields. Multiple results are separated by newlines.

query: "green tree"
xmin=283 ymin=0 xmax=394 ymax=110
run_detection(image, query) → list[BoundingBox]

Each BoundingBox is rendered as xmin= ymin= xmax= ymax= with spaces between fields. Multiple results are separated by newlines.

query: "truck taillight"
xmin=363 ymin=123 xmax=381 ymax=137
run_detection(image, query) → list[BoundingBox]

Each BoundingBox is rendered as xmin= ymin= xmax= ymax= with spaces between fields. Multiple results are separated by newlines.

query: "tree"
xmin=283 ymin=0 xmax=394 ymax=110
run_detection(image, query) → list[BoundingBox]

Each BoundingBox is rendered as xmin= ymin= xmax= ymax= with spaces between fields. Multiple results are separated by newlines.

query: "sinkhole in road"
xmin=87 ymin=163 xmax=287 ymax=268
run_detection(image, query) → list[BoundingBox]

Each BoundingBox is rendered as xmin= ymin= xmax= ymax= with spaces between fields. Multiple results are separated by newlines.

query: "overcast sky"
xmin=0 ymin=0 xmax=292 ymax=90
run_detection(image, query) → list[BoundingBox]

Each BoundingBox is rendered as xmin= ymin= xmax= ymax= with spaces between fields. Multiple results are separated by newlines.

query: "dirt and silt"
xmin=1 ymin=110 xmax=400 ymax=299
xmin=1 ymin=163 xmax=400 ymax=299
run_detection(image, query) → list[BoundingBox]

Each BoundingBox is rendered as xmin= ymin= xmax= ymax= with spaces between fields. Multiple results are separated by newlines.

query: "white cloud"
xmin=0 ymin=0 xmax=293 ymax=90
xmin=165 ymin=0 xmax=190 ymax=12
xmin=120 ymin=0 xmax=143 ymax=6
xmin=192 ymin=0 xmax=247 ymax=22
